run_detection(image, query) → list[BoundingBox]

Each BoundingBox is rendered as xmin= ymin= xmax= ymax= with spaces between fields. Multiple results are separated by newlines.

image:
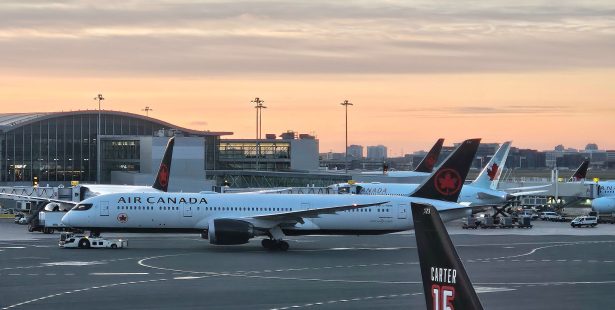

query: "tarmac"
xmin=1 ymin=218 xmax=615 ymax=309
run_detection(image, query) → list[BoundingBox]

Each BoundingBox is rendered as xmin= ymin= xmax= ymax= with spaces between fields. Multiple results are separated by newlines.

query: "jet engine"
xmin=208 ymin=219 xmax=255 ymax=245
xmin=592 ymin=197 xmax=615 ymax=214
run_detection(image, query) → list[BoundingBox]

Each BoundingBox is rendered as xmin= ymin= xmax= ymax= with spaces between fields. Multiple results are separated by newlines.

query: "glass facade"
xmin=100 ymin=139 xmax=141 ymax=183
xmin=218 ymin=141 xmax=291 ymax=171
xmin=1 ymin=112 xmax=174 ymax=183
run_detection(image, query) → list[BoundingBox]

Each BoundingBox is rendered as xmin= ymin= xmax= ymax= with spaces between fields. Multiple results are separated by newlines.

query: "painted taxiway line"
xmin=90 ymin=272 xmax=150 ymax=276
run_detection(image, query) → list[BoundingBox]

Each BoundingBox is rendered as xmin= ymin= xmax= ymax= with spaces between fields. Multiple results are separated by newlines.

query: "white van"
xmin=570 ymin=216 xmax=598 ymax=228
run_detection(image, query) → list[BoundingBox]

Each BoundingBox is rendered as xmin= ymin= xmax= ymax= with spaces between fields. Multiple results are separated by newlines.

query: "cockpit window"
xmin=72 ymin=203 xmax=93 ymax=211
xmin=338 ymin=186 xmax=350 ymax=194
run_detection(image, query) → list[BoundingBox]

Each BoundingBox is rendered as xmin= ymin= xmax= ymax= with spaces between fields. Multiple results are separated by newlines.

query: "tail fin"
xmin=411 ymin=139 xmax=481 ymax=202
xmin=414 ymin=138 xmax=445 ymax=173
xmin=569 ymin=159 xmax=589 ymax=182
xmin=471 ymin=141 xmax=511 ymax=190
xmin=411 ymin=203 xmax=484 ymax=310
xmin=152 ymin=137 xmax=175 ymax=192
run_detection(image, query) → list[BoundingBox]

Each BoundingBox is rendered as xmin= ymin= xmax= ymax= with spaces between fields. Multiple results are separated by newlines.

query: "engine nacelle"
xmin=208 ymin=219 xmax=255 ymax=245
xmin=592 ymin=197 xmax=615 ymax=214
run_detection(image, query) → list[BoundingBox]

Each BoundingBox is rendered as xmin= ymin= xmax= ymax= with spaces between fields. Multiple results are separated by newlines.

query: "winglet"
xmin=472 ymin=141 xmax=511 ymax=190
xmin=414 ymin=138 xmax=445 ymax=173
xmin=569 ymin=159 xmax=590 ymax=182
xmin=411 ymin=139 xmax=481 ymax=202
xmin=152 ymin=137 xmax=175 ymax=192
xmin=411 ymin=203 xmax=484 ymax=310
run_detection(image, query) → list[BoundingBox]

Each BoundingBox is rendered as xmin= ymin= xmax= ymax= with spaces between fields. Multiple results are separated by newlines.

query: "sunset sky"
xmin=1 ymin=0 xmax=614 ymax=154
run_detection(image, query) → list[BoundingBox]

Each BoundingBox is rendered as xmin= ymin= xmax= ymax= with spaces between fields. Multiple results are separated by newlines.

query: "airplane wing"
xmin=0 ymin=193 xmax=78 ymax=205
xmin=246 ymin=201 xmax=389 ymax=223
xmin=508 ymin=189 xmax=549 ymax=197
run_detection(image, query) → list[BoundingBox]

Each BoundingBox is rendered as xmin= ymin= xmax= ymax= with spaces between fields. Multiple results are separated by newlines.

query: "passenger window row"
xmin=204 ymin=207 xmax=293 ymax=212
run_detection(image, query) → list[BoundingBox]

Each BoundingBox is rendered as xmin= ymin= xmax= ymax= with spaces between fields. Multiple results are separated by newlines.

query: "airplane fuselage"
xmin=61 ymin=192 xmax=470 ymax=235
xmin=592 ymin=181 xmax=615 ymax=214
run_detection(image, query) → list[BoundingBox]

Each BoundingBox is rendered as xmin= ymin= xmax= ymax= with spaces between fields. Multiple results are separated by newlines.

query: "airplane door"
xmin=397 ymin=203 xmax=408 ymax=219
xmin=100 ymin=201 xmax=109 ymax=216
xmin=300 ymin=202 xmax=311 ymax=210
xmin=183 ymin=206 xmax=193 ymax=217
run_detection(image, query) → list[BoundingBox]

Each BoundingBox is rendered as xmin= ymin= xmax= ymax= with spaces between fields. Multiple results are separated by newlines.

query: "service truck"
xmin=28 ymin=211 xmax=69 ymax=234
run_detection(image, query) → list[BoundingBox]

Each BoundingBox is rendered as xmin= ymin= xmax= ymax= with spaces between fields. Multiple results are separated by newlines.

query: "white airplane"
xmin=60 ymin=139 xmax=482 ymax=250
xmin=591 ymin=181 xmax=615 ymax=214
xmin=361 ymin=138 xmax=444 ymax=177
xmin=331 ymin=141 xmax=516 ymax=207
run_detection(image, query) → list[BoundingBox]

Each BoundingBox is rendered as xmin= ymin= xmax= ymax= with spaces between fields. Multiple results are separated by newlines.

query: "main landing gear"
xmin=262 ymin=226 xmax=289 ymax=251
xmin=261 ymin=238 xmax=289 ymax=251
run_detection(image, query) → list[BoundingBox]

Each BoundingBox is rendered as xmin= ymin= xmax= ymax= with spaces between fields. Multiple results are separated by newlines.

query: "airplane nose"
xmin=61 ymin=212 xmax=73 ymax=227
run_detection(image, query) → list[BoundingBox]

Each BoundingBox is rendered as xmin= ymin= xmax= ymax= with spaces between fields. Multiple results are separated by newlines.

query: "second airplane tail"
xmin=569 ymin=159 xmax=590 ymax=182
xmin=411 ymin=203 xmax=484 ymax=310
xmin=152 ymin=137 xmax=175 ymax=192
xmin=472 ymin=141 xmax=511 ymax=190
xmin=414 ymin=138 xmax=445 ymax=173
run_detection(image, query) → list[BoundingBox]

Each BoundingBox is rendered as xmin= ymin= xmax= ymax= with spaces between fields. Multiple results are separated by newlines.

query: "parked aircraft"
xmin=332 ymin=141 xmax=518 ymax=207
xmin=592 ymin=181 xmax=615 ymax=214
xmin=412 ymin=203 xmax=484 ymax=309
xmin=61 ymin=139 xmax=481 ymax=250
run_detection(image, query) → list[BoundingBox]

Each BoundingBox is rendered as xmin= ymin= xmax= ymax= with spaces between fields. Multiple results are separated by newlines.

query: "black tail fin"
xmin=152 ymin=137 xmax=175 ymax=192
xmin=411 ymin=139 xmax=481 ymax=202
xmin=415 ymin=138 xmax=445 ymax=173
xmin=569 ymin=159 xmax=589 ymax=182
xmin=411 ymin=203 xmax=483 ymax=310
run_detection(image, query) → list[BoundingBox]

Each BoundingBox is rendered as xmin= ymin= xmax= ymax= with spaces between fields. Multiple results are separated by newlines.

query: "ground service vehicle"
xmin=570 ymin=216 xmax=598 ymax=228
xmin=28 ymin=211 xmax=69 ymax=234
xmin=540 ymin=211 xmax=563 ymax=221
xmin=59 ymin=233 xmax=127 ymax=249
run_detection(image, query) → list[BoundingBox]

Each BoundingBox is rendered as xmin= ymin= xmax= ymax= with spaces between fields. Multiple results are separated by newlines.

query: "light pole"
xmin=93 ymin=94 xmax=104 ymax=183
xmin=142 ymin=106 xmax=153 ymax=116
xmin=251 ymin=97 xmax=266 ymax=170
xmin=340 ymin=100 xmax=353 ymax=173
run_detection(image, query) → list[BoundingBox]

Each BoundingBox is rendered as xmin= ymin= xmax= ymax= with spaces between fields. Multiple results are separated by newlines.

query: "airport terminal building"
xmin=0 ymin=111 xmax=320 ymax=189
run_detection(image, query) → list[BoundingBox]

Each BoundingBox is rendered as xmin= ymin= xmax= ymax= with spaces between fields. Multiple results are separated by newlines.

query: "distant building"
xmin=506 ymin=148 xmax=547 ymax=169
xmin=585 ymin=143 xmax=599 ymax=151
xmin=347 ymin=144 xmax=363 ymax=159
xmin=366 ymin=145 xmax=387 ymax=160
xmin=218 ymin=131 xmax=319 ymax=172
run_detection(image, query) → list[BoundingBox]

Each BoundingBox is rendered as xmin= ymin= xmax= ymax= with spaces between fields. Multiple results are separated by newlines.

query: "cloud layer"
xmin=1 ymin=0 xmax=614 ymax=76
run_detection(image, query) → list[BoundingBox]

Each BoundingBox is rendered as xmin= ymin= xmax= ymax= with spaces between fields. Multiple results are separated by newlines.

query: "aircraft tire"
xmin=277 ymin=241 xmax=289 ymax=251
xmin=262 ymin=239 xmax=275 ymax=250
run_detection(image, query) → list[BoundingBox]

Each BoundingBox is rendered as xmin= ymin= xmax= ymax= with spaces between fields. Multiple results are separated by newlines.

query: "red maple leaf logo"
xmin=158 ymin=164 xmax=169 ymax=187
xmin=425 ymin=155 xmax=436 ymax=170
xmin=117 ymin=213 xmax=128 ymax=223
xmin=434 ymin=169 xmax=462 ymax=195
xmin=487 ymin=163 xmax=499 ymax=181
